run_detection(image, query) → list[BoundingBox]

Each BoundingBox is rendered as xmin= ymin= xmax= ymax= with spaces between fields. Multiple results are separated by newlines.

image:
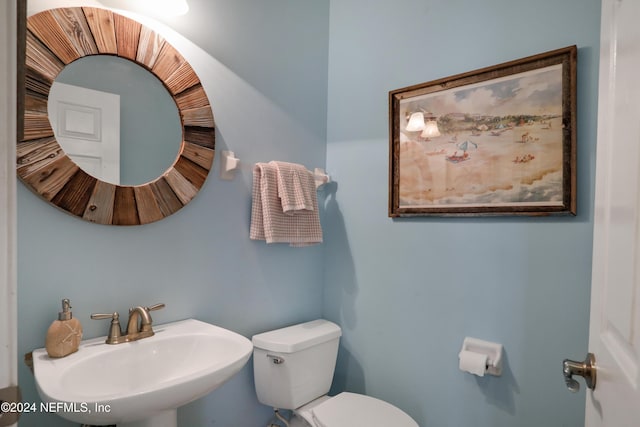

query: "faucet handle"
xmin=90 ymin=312 xmax=126 ymax=344
xmin=146 ymin=303 xmax=165 ymax=312
xmin=143 ymin=303 xmax=165 ymax=331
xmin=90 ymin=312 xmax=118 ymax=320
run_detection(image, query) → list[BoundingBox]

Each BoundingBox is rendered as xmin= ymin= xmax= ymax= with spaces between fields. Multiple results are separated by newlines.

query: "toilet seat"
xmin=308 ymin=392 xmax=418 ymax=427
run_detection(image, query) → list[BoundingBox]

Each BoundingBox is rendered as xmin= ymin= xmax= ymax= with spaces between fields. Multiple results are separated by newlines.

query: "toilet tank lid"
xmin=252 ymin=319 xmax=342 ymax=353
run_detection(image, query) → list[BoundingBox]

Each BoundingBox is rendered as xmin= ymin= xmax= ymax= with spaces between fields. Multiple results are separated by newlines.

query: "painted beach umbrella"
xmin=458 ymin=140 xmax=478 ymax=152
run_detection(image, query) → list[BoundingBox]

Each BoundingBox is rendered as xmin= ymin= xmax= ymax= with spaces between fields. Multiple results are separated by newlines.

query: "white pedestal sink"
xmin=32 ymin=319 xmax=253 ymax=426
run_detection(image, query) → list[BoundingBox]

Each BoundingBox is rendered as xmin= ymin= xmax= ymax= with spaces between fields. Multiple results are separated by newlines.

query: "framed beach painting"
xmin=389 ymin=46 xmax=577 ymax=217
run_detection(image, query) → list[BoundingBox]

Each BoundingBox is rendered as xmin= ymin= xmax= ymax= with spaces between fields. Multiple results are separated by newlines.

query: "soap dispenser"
xmin=45 ymin=299 xmax=83 ymax=358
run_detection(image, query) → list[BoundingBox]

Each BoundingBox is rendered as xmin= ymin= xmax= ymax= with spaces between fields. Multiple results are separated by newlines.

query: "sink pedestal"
xmin=121 ymin=410 xmax=177 ymax=427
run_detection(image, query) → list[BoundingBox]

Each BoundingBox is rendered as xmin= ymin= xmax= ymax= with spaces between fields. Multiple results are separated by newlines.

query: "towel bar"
xmin=219 ymin=151 xmax=330 ymax=188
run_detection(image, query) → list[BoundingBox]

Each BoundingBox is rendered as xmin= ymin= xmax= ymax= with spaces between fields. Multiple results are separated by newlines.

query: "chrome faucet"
xmin=91 ymin=303 xmax=165 ymax=344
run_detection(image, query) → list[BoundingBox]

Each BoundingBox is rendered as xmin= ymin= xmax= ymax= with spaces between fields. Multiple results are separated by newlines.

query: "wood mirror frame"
xmin=18 ymin=7 xmax=215 ymax=225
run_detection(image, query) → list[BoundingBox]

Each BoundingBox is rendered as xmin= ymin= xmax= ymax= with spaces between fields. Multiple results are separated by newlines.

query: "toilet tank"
xmin=252 ymin=319 xmax=342 ymax=410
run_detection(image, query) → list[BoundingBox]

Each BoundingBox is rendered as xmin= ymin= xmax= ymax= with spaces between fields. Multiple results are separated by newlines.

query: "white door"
xmin=0 ymin=1 xmax=18 ymax=426
xmin=48 ymin=82 xmax=121 ymax=184
xmin=583 ymin=0 xmax=640 ymax=425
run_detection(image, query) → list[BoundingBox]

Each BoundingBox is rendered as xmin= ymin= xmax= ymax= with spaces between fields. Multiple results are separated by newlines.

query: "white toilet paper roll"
xmin=458 ymin=350 xmax=488 ymax=377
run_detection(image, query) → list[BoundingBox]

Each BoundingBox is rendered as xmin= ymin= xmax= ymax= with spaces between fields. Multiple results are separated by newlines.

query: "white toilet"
xmin=252 ymin=319 xmax=418 ymax=427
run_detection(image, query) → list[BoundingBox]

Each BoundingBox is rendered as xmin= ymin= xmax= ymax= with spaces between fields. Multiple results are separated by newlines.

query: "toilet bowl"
xmin=252 ymin=319 xmax=418 ymax=427
xmin=291 ymin=392 xmax=417 ymax=427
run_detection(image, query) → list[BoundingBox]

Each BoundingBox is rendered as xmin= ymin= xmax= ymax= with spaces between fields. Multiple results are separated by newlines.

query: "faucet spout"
xmin=126 ymin=306 xmax=153 ymax=339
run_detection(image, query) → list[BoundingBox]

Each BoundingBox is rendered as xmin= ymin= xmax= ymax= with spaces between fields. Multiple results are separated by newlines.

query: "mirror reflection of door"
xmin=48 ymin=55 xmax=182 ymax=186
xmin=48 ymin=83 xmax=121 ymax=184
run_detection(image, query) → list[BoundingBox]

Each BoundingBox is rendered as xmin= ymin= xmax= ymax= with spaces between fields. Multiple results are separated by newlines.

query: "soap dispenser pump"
xmin=45 ymin=299 xmax=83 ymax=358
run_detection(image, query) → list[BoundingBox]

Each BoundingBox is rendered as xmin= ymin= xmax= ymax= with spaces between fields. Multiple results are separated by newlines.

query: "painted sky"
xmin=402 ymin=64 xmax=563 ymax=117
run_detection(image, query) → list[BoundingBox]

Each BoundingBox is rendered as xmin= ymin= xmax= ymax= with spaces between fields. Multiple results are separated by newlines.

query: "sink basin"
xmin=32 ymin=318 xmax=252 ymax=426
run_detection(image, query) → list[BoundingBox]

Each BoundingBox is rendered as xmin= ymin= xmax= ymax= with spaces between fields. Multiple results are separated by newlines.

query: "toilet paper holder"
xmin=459 ymin=337 xmax=503 ymax=376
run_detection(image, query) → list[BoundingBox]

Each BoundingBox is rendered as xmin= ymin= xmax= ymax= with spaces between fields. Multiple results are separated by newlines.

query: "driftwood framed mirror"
xmin=18 ymin=7 xmax=215 ymax=225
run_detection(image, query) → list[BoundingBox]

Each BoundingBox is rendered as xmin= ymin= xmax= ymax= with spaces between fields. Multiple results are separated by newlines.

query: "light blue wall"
xmin=324 ymin=1 xmax=600 ymax=427
xmin=18 ymin=0 xmax=329 ymax=426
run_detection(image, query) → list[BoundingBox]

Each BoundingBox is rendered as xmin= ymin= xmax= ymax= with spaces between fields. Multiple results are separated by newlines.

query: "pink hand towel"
xmin=250 ymin=162 xmax=322 ymax=246
xmin=270 ymin=161 xmax=315 ymax=213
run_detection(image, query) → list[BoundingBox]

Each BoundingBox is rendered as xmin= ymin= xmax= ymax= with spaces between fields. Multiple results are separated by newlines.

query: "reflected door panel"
xmin=48 ymin=82 xmax=120 ymax=184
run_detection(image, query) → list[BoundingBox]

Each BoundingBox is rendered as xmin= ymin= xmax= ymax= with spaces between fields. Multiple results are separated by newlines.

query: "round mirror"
xmin=18 ymin=7 xmax=215 ymax=225
xmin=49 ymin=55 xmax=182 ymax=186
